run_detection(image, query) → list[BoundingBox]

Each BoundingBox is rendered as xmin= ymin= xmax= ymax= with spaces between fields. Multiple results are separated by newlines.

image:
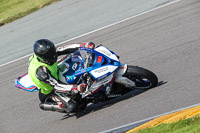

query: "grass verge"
xmin=0 ymin=0 xmax=60 ymax=26
xmin=135 ymin=115 xmax=200 ymax=133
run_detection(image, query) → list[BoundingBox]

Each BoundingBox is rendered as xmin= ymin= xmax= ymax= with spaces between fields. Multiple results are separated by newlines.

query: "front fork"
xmin=114 ymin=64 xmax=135 ymax=88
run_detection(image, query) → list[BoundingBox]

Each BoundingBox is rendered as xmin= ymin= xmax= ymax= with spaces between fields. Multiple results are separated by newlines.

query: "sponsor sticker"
xmin=94 ymin=67 xmax=108 ymax=73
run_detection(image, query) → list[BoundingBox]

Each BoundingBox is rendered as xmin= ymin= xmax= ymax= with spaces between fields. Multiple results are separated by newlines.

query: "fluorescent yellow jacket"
xmin=28 ymin=54 xmax=58 ymax=94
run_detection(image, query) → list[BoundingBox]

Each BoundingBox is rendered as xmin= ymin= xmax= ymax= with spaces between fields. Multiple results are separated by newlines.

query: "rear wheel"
xmin=123 ymin=65 xmax=158 ymax=90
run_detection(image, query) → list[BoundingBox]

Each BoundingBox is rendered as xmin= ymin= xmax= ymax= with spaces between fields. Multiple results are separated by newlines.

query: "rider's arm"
xmin=36 ymin=66 xmax=73 ymax=92
xmin=36 ymin=66 xmax=86 ymax=93
xmin=56 ymin=44 xmax=80 ymax=56
xmin=56 ymin=42 xmax=95 ymax=56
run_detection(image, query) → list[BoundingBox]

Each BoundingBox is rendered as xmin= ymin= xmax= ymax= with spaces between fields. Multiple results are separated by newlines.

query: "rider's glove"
xmin=71 ymin=83 xmax=86 ymax=95
xmin=80 ymin=42 xmax=95 ymax=49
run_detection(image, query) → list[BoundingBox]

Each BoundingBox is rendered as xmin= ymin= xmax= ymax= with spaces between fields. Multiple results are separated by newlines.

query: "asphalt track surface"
xmin=0 ymin=0 xmax=173 ymax=66
xmin=1 ymin=0 xmax=200 ymax=133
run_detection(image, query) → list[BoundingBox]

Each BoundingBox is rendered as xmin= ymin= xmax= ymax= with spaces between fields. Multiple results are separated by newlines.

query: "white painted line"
xmin=0 ymin=54 xmax=33 ymax=67
xmin=101 ymin=103 xmax=200 ymax=133
xmin=56 ymin=0 xmax=181 ymax=46
xmin=0 ymin=0 xmax=180 ymax=68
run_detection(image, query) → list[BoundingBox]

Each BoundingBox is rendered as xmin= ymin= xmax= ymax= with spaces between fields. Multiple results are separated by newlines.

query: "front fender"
xmin=114 ymin=64 xmax=135 ymax=88
xmin=114 ymin=63 xmax=127 ymax=77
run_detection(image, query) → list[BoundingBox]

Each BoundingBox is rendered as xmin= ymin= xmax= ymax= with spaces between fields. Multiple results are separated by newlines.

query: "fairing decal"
xmin=95 ymin=46 xmax=119 ymax=61
xmin=90 ymin=65 xmax=118 ymax=79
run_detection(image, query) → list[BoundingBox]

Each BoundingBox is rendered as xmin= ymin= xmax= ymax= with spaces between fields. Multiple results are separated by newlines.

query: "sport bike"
xmin=15 ymin=45 xmax=158 ymax=113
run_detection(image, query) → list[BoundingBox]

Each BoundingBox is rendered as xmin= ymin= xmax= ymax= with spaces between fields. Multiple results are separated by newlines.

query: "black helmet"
xmin=34 ymin=39 xmax=57 ymax=65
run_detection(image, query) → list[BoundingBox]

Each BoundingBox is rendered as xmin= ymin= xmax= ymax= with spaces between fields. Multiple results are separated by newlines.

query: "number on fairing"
xmin=72 ymin=63 xmax=78 ymax=70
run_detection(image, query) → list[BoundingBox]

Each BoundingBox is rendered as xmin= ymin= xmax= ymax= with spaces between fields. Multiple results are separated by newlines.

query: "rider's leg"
xmin=38 ymin=90 xmax=53 ymax=103
xmin=38 ymin=90 xmax=77 ymax=113
xmin=51 ymin=91 xmax=77 ymax=113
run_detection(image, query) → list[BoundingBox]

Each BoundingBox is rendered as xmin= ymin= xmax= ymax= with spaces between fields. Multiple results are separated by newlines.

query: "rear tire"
xmin=123 ymin=65 xmax=158 ymax=90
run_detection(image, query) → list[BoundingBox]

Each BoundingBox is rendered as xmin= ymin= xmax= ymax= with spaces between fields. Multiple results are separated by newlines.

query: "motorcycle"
xmin=15 ymin=45 xmax=158 ymax=113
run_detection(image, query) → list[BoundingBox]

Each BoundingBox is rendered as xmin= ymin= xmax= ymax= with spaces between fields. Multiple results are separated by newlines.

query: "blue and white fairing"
xmin=58 ymin=46 xmax=120 ymax=84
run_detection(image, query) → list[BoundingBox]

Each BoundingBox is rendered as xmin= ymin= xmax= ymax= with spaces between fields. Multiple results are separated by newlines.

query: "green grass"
xmin=0 ymin=0 xmax=60 ymax=26
xmin=135 ymin=115 xmax=200 ymax=133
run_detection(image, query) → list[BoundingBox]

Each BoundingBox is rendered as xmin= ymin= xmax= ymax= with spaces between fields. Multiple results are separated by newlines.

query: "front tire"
xmin=123 ymin=65 xmax=158 ymax=90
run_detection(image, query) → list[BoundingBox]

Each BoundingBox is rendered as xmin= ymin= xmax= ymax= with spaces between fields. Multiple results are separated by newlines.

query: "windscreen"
xmin=71 ymin=50 xmax=94 ymax=69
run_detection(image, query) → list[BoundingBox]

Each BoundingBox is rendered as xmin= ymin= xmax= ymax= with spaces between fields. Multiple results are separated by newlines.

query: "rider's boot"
xmin=64 ymin=99 xmax=77 ymax=114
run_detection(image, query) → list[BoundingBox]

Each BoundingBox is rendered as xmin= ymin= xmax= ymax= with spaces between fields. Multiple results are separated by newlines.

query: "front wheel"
xmin=123 ymin=65 xmax=158 ymax=90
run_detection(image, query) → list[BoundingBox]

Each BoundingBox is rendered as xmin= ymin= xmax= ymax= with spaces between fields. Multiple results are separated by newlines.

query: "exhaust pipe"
xmin=40 ymin=102 xmax=64 ymax=112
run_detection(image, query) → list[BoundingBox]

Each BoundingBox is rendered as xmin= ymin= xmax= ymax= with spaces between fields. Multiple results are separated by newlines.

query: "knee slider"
xmin=66 ymin=100 xmax=77 ymax=113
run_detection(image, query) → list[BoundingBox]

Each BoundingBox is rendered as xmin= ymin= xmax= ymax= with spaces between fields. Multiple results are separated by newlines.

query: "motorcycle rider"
xmin=28 ymin=39 xmax=95 ymax=113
